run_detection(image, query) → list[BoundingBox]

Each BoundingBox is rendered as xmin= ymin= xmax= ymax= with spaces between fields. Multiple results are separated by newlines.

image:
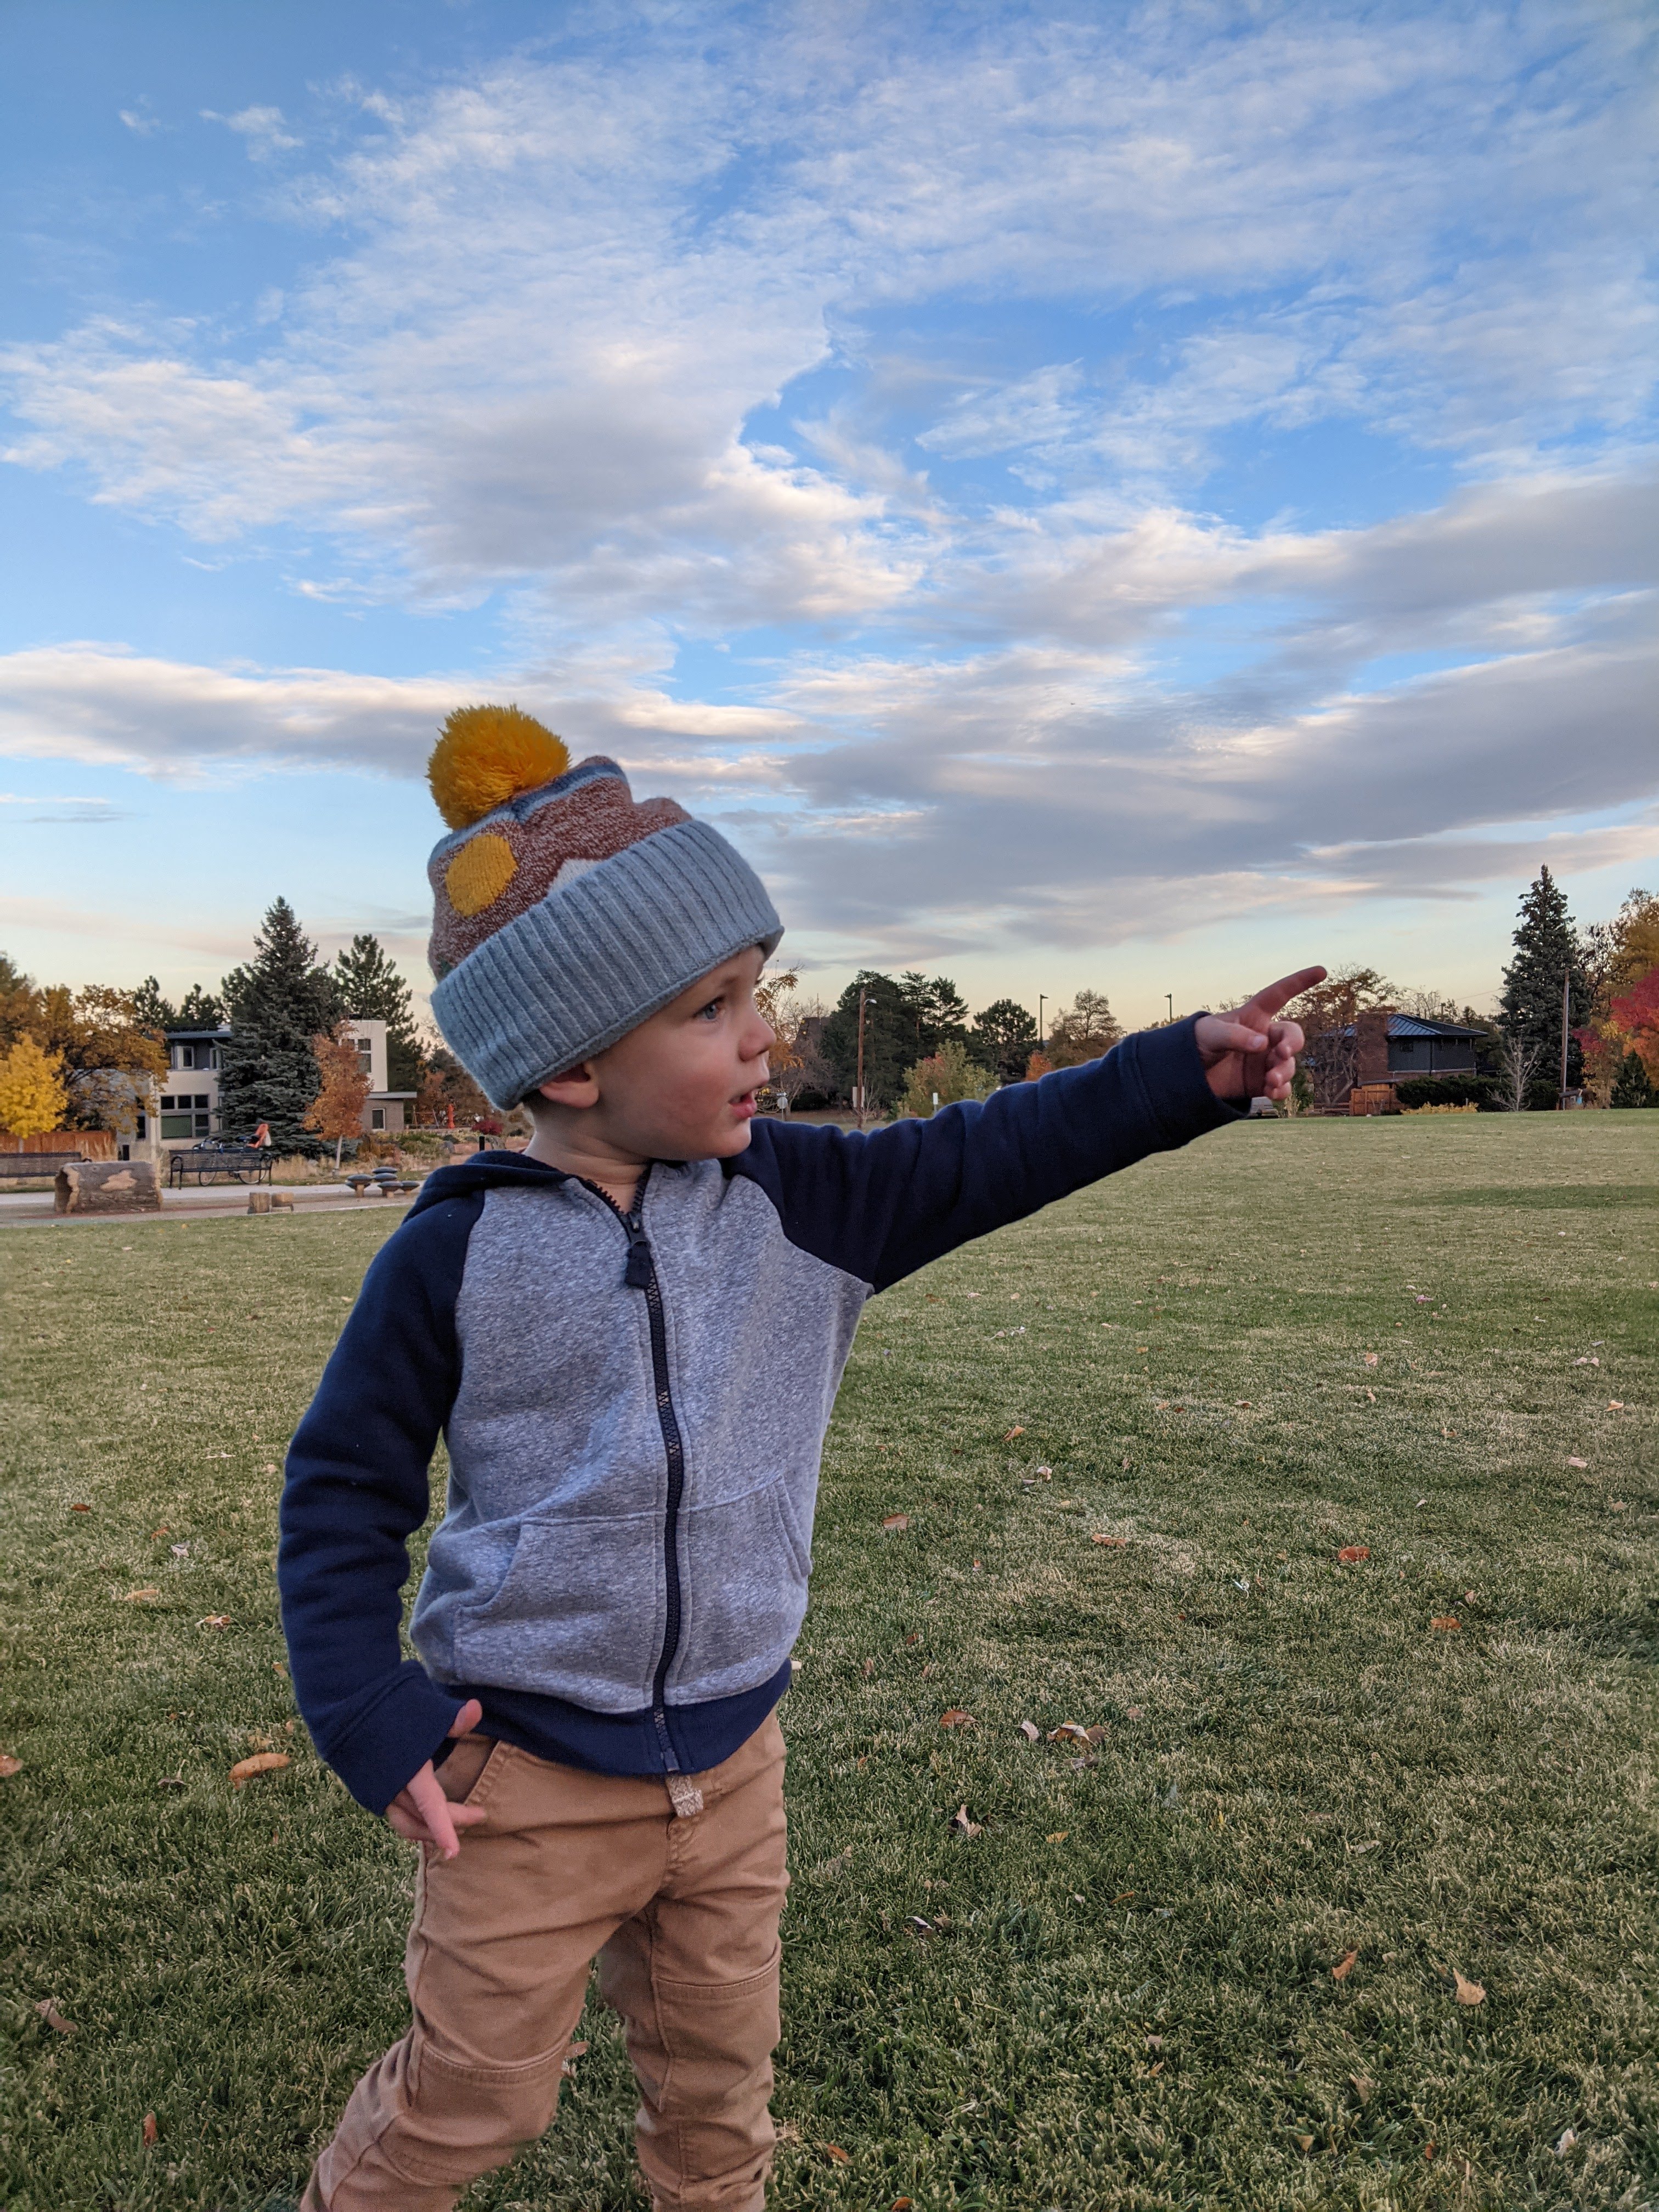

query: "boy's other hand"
xmin=386 ymin=1699 xmax=487 ymax=1858
xmin=1193 ymin=967 xmax=1324 ymax=1103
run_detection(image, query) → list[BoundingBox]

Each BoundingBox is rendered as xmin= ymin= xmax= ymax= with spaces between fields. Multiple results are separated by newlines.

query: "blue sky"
xmin=2 ymin=0 xmax=1655 ymax=1030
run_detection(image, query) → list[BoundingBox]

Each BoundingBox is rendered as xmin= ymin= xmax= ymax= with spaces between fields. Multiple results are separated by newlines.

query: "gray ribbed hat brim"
xmin=432 ymin=817 xmax=783 ymax=1108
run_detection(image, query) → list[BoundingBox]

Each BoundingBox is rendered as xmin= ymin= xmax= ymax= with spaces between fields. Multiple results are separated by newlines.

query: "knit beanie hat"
xmin=426 ymin=705 xmax=782 ymax=1108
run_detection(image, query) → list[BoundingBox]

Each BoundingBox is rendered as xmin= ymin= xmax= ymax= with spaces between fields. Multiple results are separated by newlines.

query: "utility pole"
xmin=1165 ymin=992 xmax=1174 ymax=1025
xmin=855 ymin=988 xmax=867 ymax=1129
xmin=1559 ymin=969 xmax=1571 ymax=1108
xmin=1038 ymin=994 xmax=1046 ymax=1049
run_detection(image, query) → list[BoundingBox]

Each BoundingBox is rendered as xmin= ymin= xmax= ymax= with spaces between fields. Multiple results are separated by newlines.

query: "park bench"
xmin=167 ymin=1144 xmax=275 ymax=1187
xmin=0 ymin=1149 xmax=89 ymax=1180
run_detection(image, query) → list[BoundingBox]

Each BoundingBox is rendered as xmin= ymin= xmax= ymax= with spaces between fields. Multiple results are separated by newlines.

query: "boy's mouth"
xmin=729 ymin=1090 xmax=757 ymax=1120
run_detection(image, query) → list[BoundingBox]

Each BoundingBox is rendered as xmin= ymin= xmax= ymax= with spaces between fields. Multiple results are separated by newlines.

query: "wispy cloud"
xmin=201 ymin=105 xmax=302 ymax=161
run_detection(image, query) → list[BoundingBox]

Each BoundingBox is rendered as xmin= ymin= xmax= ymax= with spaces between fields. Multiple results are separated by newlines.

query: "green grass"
xmin=2 ymin=1113 xmax=1656 ymax=2211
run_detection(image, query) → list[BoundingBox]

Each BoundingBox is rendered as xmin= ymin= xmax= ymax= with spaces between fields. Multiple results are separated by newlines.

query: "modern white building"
xmin=128 ymin=1019 xmax=417 ymax=1157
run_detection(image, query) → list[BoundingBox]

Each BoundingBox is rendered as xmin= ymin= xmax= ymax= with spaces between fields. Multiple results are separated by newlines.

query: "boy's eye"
xmin=695 ymin=998 xmax=723 ymax=1020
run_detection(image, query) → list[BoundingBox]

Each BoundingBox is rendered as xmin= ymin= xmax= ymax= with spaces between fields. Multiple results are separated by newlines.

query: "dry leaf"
xmin=1430 ymin=1616 xmax=1460 ymax=1632
xmin=199 ymin=1614 xmax=232 ymax=1629
xmin=35 ymin=1998 xmax=77 ymax=2034
xmin=229 ymin=1752 xmax=290 ymax=1787
xmin=1608 ymin=1400 xmax=1624 ymax=1410
xmin=950 ymin=1804 xmax=982 ymax=1839
xmin=862 ymin=1657 xmax=876 ymax=1677
xmin=1452 ymin=1968 xmax=1485 ymax=2005
xmin=142 ymin=2112 xmax=158 ymax=2147
xmin=1295 ymin=2134 xmax=1314 ymax=2153
xmin=1554 ymin=2129 xmax=1576 ymax=2156
xmin=1018 ymin=1719 xmax=1040 ymax=1743
xmin=1332 ymin=1948 xmax=1359 ymax=1981
xmin=1363 ymin=1352 xmax=1379 ymax=1367
xmin=1424 ymin=2141 xmax=1437 ymax=2160
xmin=892 ymin=2199 xmax=915 ymax=2210
xmin=881 ymin=1513 xmax=909 ymax=1533
xmin=1144 ymin=2034 xmax=1162 ymax=2049
xmin=1047 ymin=1830 xmax=1069 ymax=1843
xmin=939 ymin=1708 xmax=974 ymax=1729
xmin=0 ymin=1754 xmax=21 ymax=1780
xmin=70 ymin=1502 xmax=91 ymax=1513
xmin=1567 ymin=1456 xmax=1588 ymax=1468
xmin=1048 ymin=1722 xmax=1092 ymax=1743
xmin=1003 ymin=1426 xmax=1025 ymax=1440
xmin=123 ymin=1587 xmax=161 ymax=1604
xmin=148 ymin=1527 xmax=170 ymax=1539
xmin=821 ymin=2143 xmax=851 ymax=2164
xmin=1338 ymin=1545 xmax=1371 ymax=1563
xmin=1091 ymin=1532 xmax=1128 ymax=1547
xmin=1350 ymin=2073 xmax=1372 ymax=2103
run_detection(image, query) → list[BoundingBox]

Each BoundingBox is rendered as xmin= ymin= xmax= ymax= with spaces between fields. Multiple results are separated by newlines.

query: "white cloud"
xmin=202 ymin=105 xmax=302 ymax=161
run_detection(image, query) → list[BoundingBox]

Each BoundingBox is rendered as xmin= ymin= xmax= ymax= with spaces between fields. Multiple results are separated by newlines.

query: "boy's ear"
xmin=534 ymin=1061 xmax=600 ymax=1110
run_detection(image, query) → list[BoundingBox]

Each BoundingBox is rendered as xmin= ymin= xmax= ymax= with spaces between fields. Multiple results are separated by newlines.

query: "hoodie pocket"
xmin=673 ymin=1476 xmax=812 ymax=1697
xmin=457 ymin=1512 xmax=661 ymax=1699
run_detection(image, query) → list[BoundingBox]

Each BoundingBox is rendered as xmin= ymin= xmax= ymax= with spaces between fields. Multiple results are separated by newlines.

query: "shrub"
xmin=1392 ymin=1075 xmax=1499 ymax=1111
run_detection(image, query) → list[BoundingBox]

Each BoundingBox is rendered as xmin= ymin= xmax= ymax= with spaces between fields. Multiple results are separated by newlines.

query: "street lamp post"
xmin=1166 ymin=992 xmax=1174 ymax=1025
xmin=855 ymin=988 xmax=867 ymax=1129
xmin=1038 ymin=994 xmax=1046 ymax=1051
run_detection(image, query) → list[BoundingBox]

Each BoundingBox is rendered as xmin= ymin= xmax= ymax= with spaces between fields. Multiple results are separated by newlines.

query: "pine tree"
xmin=177 ymin=984 xmax=225 ymax=1028
xmin=1610 ymin=1051 xmax=1657 ymax=1108
xmin=1498 ymin=867 xmax=1590 ymax=1105
xmin=219 ymin=900 xmax=343 ymax=1152
xmin=131 ymin=978 xmax=177 ymax=1035
xmin=968 ymin=997 xmax=1039 ymax=1084
xmin=336 ymin=933 xmax=424 ymax=1091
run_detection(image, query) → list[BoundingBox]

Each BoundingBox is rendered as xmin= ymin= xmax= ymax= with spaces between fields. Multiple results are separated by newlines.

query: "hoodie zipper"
xmin=580 ymin=1169 xmax=686 ymax=1772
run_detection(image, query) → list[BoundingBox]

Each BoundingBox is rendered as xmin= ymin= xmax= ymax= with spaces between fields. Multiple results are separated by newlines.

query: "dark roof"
xmin=1386 ymin=1014 xmax=1486 ymax=1039
xmin=165 ymin=1025 xmax=232 ymax=1040
xmin=1333 ymin=1014 xmax=1486 ymax=1040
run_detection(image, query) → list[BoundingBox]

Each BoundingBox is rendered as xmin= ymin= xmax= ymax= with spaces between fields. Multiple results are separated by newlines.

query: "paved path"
xmin=0 ymin=1182 xmax=417 ymax=1228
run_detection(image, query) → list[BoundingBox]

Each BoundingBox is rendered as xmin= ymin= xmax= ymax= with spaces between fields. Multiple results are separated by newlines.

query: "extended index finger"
xmin=1235 ymin=966 xmax=1325 ymax=1023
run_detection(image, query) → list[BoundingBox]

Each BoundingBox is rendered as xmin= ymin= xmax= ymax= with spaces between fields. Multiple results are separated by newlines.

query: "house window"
xmin=159 ymin=1094 xmax=211 ymax=1139
xmin=370 ymin=1107 xmax=386 ymax=1131
xmin=136 ymin=1113 xmax=148 ymax=1139
xmin=209 ymin=1046 xmax=221 ymax=1070
xmin=176 ymin=1043 xmax=197 ymax=1070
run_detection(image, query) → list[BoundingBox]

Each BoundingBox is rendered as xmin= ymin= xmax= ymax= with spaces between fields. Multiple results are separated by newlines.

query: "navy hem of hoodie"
xmin=437 ymin=1660 xmax=793 ymax=1778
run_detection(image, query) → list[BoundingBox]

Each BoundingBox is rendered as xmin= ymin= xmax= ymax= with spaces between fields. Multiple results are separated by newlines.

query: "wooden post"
xmin=855 ymin=988 xmax=867 ymax=1128
xmin=1559 ymin=969 xmax=1571 ymax=1107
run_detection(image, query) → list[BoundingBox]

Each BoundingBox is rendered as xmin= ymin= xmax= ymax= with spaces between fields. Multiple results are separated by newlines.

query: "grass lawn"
xmin=2 ymin=1112 xmax=1656 ymax=2211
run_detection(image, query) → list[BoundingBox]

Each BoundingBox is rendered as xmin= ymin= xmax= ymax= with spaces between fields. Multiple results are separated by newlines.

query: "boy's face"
xmin=534 ymin=945 xmax=775 ymax=1164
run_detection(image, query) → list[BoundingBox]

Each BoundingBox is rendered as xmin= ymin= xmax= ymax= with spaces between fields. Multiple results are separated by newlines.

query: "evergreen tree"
xmin=819 ymin=972 xmax=913 ymax=1109
xmin=896 ymin=972 xmax=971 ymax=1060
xmin=218 ymin=900 xmax=343 ymax=1151
xmin=336 ymin=933 xmax=424 ymax=1090
xmin=131 ymin=977 xmax=177 ymax=1035
xmin=968 ymin=997 xmax=1039 ymax=1084
xmin=1610 ymin=1051 xmax=1657 ymax=1107
xmin=1498 ymin=867 xmax=1590 ymax=1105
xmin=177 ymin=983 xmax=225 ymax=1028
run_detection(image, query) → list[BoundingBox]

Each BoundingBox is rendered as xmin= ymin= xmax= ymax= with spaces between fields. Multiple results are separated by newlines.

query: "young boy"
xmin=279 ymin=707 xmax=1314 ymax=2210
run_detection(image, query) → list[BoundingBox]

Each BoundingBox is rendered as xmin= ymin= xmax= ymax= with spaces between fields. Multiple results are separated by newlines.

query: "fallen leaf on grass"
xmin=1363 ymin=1352 xmax=1379 ymax=1368
xmin=1554 ymin=2129 xmax=1577 ymax=2156
xmin=70 ymin=1502 xmax=91 ymax=1513
xmin=1332 ymin=1948 xmax=1359 ymax=1981
xmin=560 ymin=2039 xmax=589 ymax=2076
xmin=122 ymin=1588 xmax=161 ymax=1604
xmin=148 ymin=1527 xmax=170 ymax=1540
xmin=0 ymin=1754 xmax=21 ymax=1779
xmin=950 ymin=1804 xmax=982 ymax=1839
xmin=1048 ymin=1723 xmax=1091 ymax=1743
xmin=1092 ymin=1531 xmax=1129 ymax=1547
xmin=862 ymin=1657 xmax=875 ymax=1677
xmin=1608 ymin=1400 xmax=1625 ymax=1410
xmin=229 ymin=1752 xmax=290 ymax=1787
xmin=142 ymin=2113 xmax=158 ymax=2147
xmin=262 ymin=1462 xmax=277 ymax=1474
xmin=1018 ymin=1719 xmax=1040 ymax=1743
xmin=1452 ymin=1970 xmax=1485 ymax=2005
xmin=1002 ymin=1426 xmax=1025 ymax=1440
xmin=939 ymin=1708 xmax=974 ymax=1729
xmin=1338 ymin=1545 xmax=1371 ymax=1563
xmin=199 ymin=1615 xmax=231 ymax=1629
xmin=35 ymin=1999 xmax=76 ymax=2034
xmin=1047 ymin=1830 xmax=1069 ymax=1843
xmin=1567 ymin=1457 xmax=1589 ymax=1469
xmin=881 ymin=1514 xmax=910 ymax=1533
xmin=1295 ymin=2134 xmax=1315 ymax=2153
xmin=1430 ymin=1616 xmax=1460 ymax=1632
xmin=157 ymin=1777 xmax=185 ymax=1790
xmin=892 ymin=2199 xmax=915 ymax=2210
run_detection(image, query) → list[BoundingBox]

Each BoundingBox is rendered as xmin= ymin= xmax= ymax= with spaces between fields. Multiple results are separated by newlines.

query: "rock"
xmin=54 ymin=1161 xmax=161 ymax=1216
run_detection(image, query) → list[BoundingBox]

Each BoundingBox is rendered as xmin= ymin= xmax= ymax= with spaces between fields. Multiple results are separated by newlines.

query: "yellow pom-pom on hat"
xmin=428 ymin=704 xmax=571 ymax=831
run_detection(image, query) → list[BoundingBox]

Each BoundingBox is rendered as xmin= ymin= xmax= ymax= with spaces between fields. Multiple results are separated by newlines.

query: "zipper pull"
xmin=623 ymin=1227 xmax=653 ymax=1289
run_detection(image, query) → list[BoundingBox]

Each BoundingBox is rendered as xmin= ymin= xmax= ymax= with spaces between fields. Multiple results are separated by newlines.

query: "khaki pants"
xmin=303 ymin=1713 xmax=788 ymax=2211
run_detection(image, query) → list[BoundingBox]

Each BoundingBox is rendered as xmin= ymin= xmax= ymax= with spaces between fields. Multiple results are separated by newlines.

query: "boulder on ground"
xmin=54 ymin=1161 xmax=161 ymax=1215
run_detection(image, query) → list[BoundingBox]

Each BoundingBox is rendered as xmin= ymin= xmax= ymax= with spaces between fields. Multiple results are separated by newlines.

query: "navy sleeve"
xmin=278 ymin=1191 xmax=483 ymax=1813
xmin=739 ymin=1016 xmax=1241 ymax=1292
